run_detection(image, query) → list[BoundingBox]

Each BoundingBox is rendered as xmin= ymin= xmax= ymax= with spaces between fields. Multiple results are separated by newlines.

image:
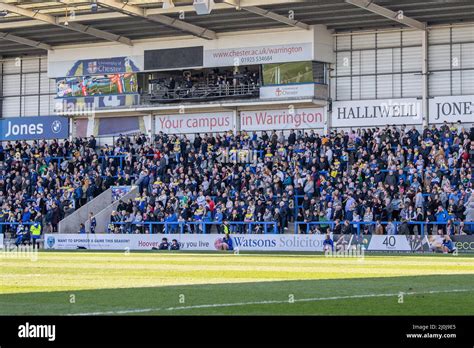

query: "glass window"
xmin=262 ymin=61 xmax=314 ymax=85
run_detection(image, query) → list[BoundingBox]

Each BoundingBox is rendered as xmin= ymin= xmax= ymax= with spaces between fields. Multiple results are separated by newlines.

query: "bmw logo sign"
xmin=51 ymin=120 xmax=62 ymax=134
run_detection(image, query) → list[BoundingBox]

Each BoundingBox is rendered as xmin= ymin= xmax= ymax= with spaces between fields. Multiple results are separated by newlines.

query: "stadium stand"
xmin=0 ymin=0 xmax=473 ymax=246
xmin=1 ymin=122 xmax=472 ymax=237
xmin=4 ymin=0 xmax=474 ymax=331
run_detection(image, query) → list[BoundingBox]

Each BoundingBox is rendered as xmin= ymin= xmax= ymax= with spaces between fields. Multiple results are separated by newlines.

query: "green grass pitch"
xmin=1 ymin=251 xmax=473 ymax=316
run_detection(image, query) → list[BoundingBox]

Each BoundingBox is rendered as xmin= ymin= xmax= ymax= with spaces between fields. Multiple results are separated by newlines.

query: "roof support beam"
xmin=0 ymin=0 xmax=305 ymax=30
xmin=96 ymin=0 xmax=217 ymax=39
xmin=242 ymin=6 xmax=310 ymax=30
xmin=0 ymin=31 xmax=53 ymax=50
xmin=146 ymin=14 xmax=217 ymax=39
xmin=0 ymin=0 xmax=309 ymax=30
xmin=0 ymin=2 xmax=133 ymax=45
xmin=345 ymin=0 xmax=426 ymax=30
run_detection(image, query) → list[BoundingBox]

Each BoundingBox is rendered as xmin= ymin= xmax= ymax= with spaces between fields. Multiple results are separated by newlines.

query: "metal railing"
xmin=107 ymin=221 xmax=278 ymax=234
xmin=145 ymin=83 xmax=260 ymax=103
xmin=4 ymin=221 xmax=472 ymax=237
xmin=293 ymin=221 xmax=474 ymax=236
xmin=293 ymin=194 xmax=450 ymax=226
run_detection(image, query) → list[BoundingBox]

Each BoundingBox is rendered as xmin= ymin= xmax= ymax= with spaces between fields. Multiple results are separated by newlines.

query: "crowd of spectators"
xmin=0 ymin=122 xmax=473 ymax=237
xmin=0 ymin=135 xmax=123 ymax=235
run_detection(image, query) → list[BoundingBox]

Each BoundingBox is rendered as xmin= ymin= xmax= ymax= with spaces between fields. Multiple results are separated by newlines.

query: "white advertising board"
xmin=259 ymin=84 xmax=316 ymax=100
xmin=429 ymin=95 xmax=474 ymax=124
xmin=240 ymin=107 xmax=325 ymax=131
xmin=155 ymin=112 xmax=234 ymax=134
xmin=367 ymin=235 xmax=412 ymax=251
xmin=332 ymin=98 xmax=422 ymax=127
xmin=44 ymin=234 xmax=328 ymax=252
xmin=204 ymin=43 xmax=313 ymax=67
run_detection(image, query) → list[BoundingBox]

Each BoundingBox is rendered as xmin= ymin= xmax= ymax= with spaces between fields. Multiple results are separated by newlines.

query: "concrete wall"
xmin=58 ymin=188 xmax=112 ymax=234
xmin=94 ymin=186 xmax=139 ymax=233
xmin=314 ymin=24 xmax=335 ymax=63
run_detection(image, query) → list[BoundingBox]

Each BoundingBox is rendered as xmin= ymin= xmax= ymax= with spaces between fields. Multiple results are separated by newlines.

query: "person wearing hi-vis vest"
xmin=222 ymin=220 xmax=230 ymax=235
xmin=30 ymin=221 xmax=42 ymax=249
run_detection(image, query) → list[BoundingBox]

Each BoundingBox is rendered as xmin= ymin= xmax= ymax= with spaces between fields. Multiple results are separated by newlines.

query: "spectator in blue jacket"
xmin=203 ymin=210 xmax=213 ymax=225
xmin=222 ymin=233 xmax=234 ymax=251
xmin=21 ymin=208 xmax=31 ymax=223
xmin=442 ymin=235 xmax=456 ymax=254
xmin=14 ymin=223 xmax=29 ymax=247
xmin=435 ymin=205 xmax=450 ymax=233
xmin=164 ymin=212 xmax=178 ymax=233
xmin=213 ymin=208 xmax=224 ymax=234
xmin=323 ymin=233 xmax=334 ymax=252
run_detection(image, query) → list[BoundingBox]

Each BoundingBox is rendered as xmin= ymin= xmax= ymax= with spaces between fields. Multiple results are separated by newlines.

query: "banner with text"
xmin=332 ymin=99 xmax=422 ymax=127
xmin=44 ymin=233 xmax=328 ymax=252
xmin=451 ymin=235 xmax=474 ymax=253
xmin=260 ymin=83 xmax=316 ymax=100
xmin=155 ymin=112 xmax=234 ymax=134
xmin=367 ymin=235 xmax=413 ymax=251
xmin=240 ymin=107 xmax=325 ymax=131
xmin=426 ymin=235 xmax=474 ymax=253
xmin=0 ymin=116 xmax=69 ymax=141
xmin=49 ymin=56 xmax=143 ymax=78
xmin=429 ymin=95 xmax=474 ymax=124
xmin=204 ymin=43 xmax=313 ymax=67
xmin=337 ymin=235 xmax=433 ymax=253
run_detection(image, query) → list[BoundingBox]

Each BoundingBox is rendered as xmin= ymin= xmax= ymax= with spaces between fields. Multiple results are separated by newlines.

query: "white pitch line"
xmin=68 ymin=288 xmax=474 ymax=316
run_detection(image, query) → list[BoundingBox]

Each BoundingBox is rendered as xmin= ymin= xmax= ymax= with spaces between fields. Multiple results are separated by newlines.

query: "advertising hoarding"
xmin=204 ymin=43 xmax=313 ymax=67
xmin=240 ymin=107 xmax=325 ymax=131
xmin=0 ymin=116 xmax=69 ymax=141
xmin=155 ymin=112 xmax=234 ymax=134
xmin=259 ymin=83 xmax=316 ymax=100
xmin=44 ymin=233 xmax=328 ymax=252
xmin=429 ymin=95 xmax=474 ymax=124
xmin=332 ymin=98 xmax=422 ymax=127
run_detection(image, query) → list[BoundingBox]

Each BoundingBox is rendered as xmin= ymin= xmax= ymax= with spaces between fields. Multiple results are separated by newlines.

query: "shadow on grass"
xmin=1 ymin=274 xmax=473 ymax=316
